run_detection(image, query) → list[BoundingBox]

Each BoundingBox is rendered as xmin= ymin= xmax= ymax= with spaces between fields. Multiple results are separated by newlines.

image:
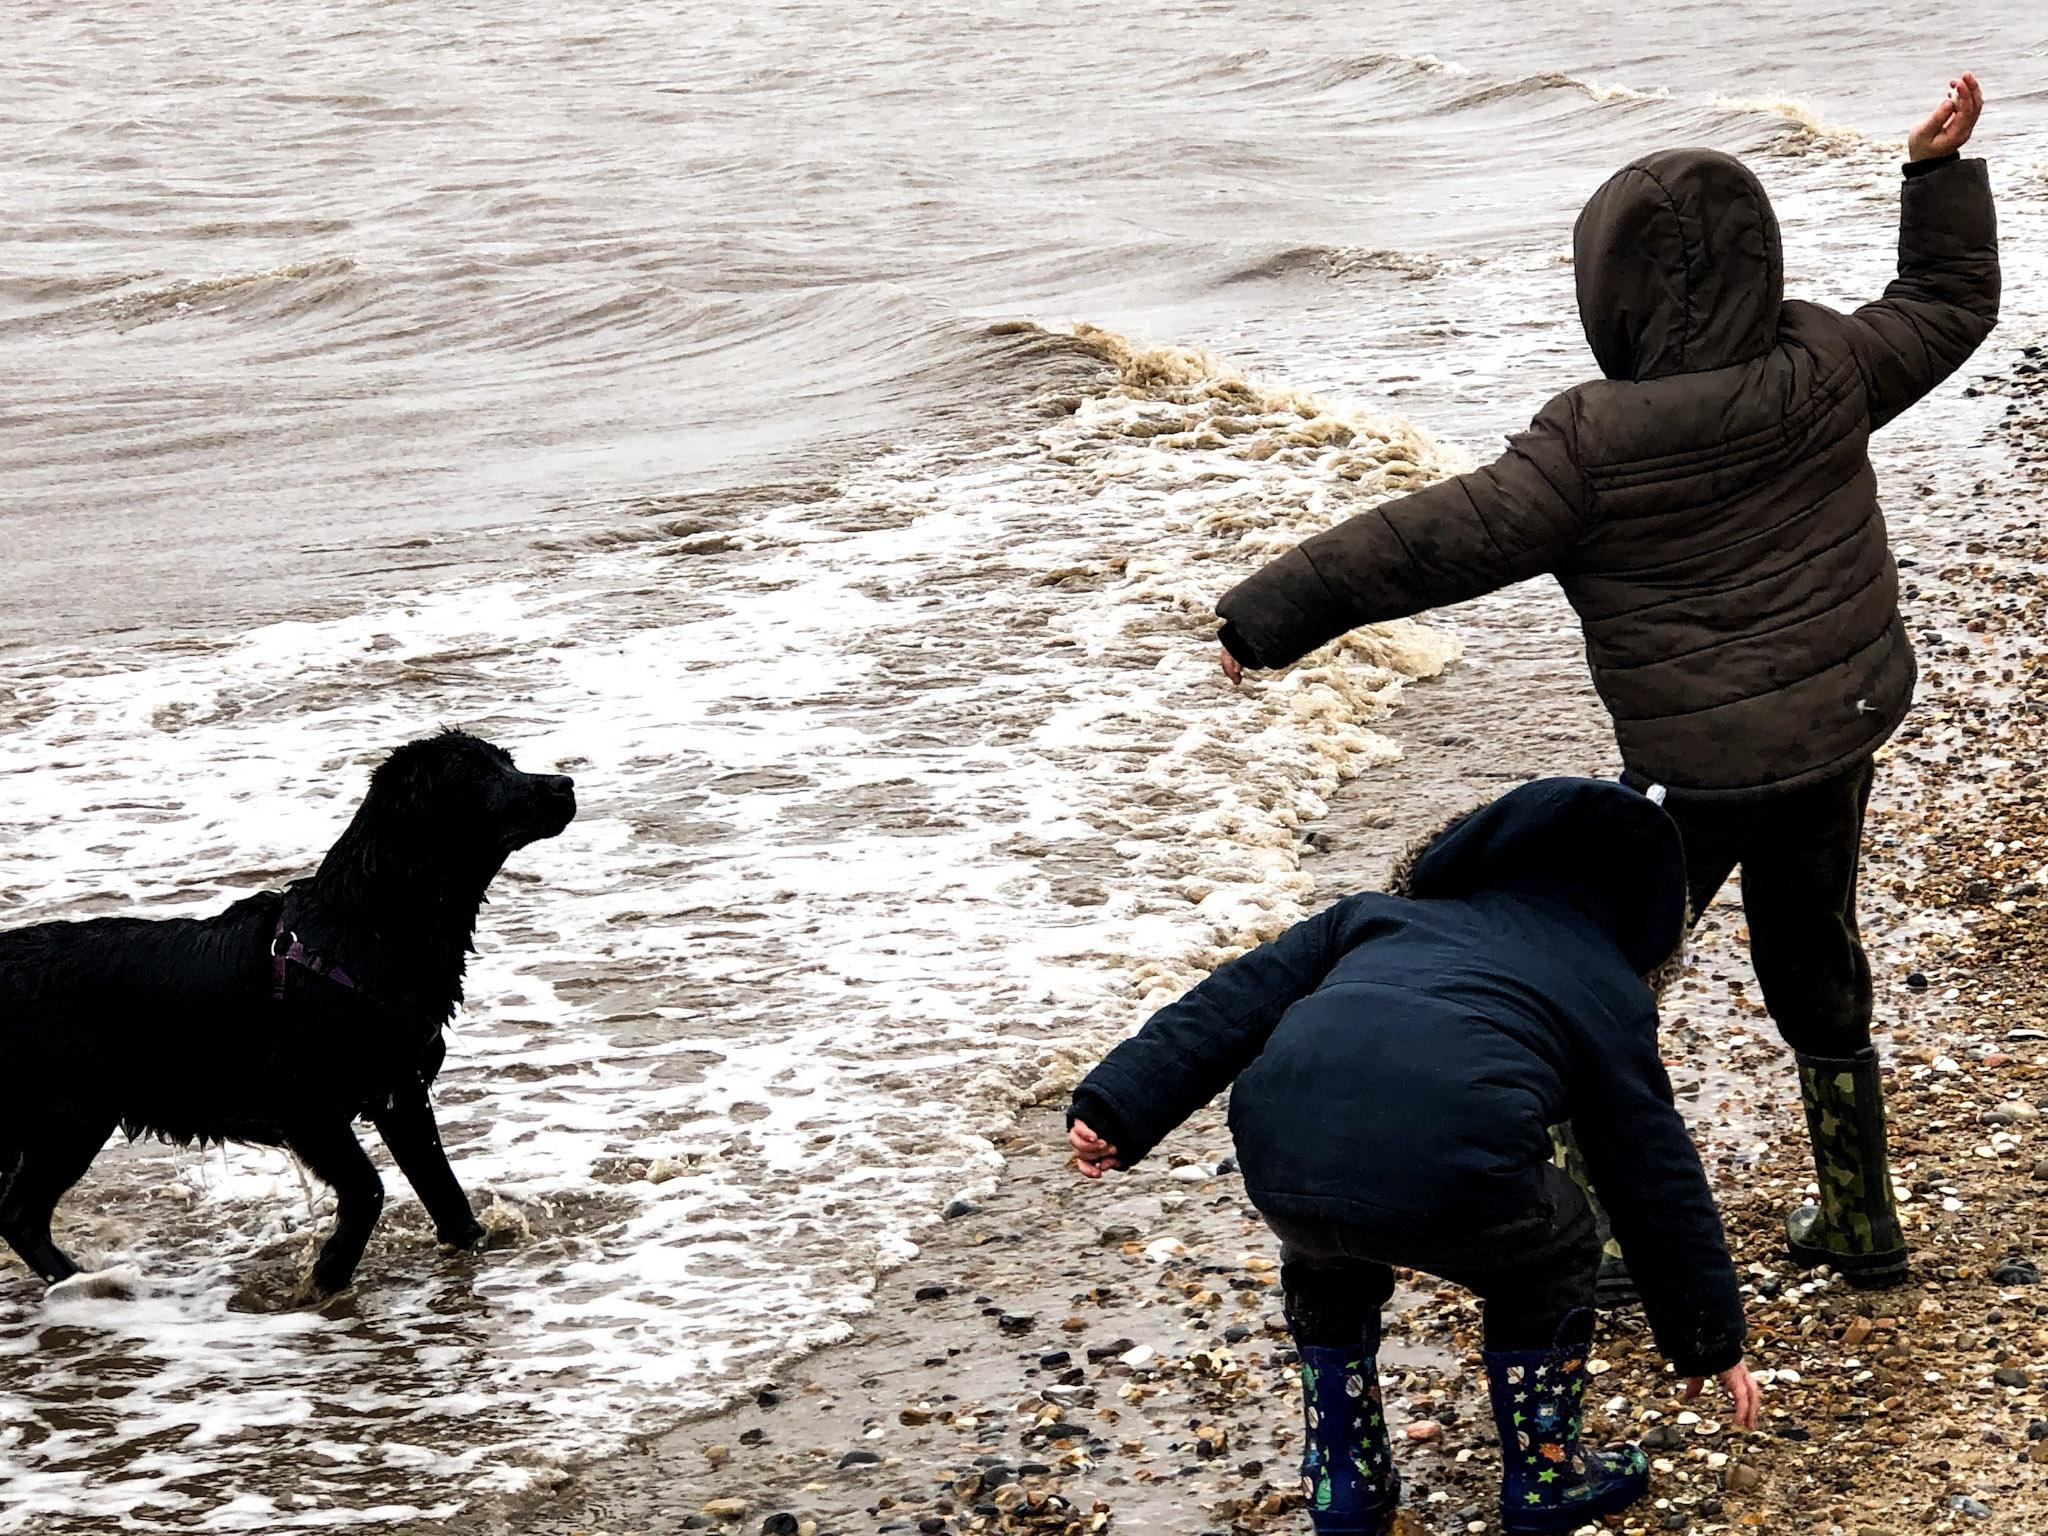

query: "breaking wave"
xmin=0 ymin=258 xmax=365 ymax=334
xmin=1446 ymin=71 xmax=1674 ymax=109
xmin=1713 ymin=94 xmax=1893 ymax=157
xmin=1220 ymin=244 xmax=1453 ymax=285
xmin=1323 ymin=50 xmax=1472 ymax=84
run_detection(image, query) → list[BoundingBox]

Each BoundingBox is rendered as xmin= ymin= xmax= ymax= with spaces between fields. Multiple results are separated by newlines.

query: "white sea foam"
xmin=43 ymin=1265 xmax=143 ymax=1302
xmin=0 ymin=328 xmax=1464 ymax=1527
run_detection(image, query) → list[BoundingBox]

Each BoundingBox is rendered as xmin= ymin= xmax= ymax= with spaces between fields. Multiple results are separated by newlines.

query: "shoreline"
xmin=435 ymin=332 xmax=2047 ymax=1536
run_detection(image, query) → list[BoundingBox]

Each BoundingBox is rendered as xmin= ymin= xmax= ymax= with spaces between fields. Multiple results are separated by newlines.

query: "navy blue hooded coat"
xmin=1069 ymin=778 xmax=1745 ymax=1378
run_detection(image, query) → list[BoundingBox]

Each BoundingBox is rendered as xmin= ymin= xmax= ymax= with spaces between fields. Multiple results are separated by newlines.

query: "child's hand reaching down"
xmin=1909 ymin=71 xmax=1982 ymax=160
xmin=1681 ymin=1359 xmax=1761 ymax=1430
xmin=1068 ymin=1119 xmax=1120 ymax=1179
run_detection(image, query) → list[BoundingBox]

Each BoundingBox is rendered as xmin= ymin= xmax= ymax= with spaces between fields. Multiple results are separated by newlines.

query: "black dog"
xmin=0 ymin=730 xmax=575 ymax=1296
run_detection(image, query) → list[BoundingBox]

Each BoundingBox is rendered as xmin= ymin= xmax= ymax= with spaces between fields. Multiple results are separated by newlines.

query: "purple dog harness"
xmin=272 ymin=917 xmax=356 ymax=1001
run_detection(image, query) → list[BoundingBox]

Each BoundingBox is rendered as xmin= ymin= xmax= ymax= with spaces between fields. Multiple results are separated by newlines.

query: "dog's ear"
xmin=317 ymin=740 xmax=459 ymax=900
xmin=376 ymin=732 xmax=500 ymax=814
xmin=366 ymin=744 xmax=444 ymax=823
xmin=314 ymin=734 xmax=520 ymax=929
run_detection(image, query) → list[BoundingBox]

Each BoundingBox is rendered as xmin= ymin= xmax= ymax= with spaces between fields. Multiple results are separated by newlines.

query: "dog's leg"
xmin=285 ymin=1121 xmax=384 ymax=1296
xmin=371 ymin=1081 xmax=484 ymax=1250
xmin=0 ymin=1120 xmax=112 ymax=1286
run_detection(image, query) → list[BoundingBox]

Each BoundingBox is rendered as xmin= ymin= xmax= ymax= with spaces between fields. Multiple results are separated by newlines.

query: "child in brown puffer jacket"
xmin=1212 ymin=76 xmax=1998 ymax=1290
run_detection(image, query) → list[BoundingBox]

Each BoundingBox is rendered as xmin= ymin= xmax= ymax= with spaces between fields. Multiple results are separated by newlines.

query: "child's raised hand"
xmin=1908 ymin=72 xmax=1983 ymax=161
xmin=1680 ymin=1359 xmax=1761 ymax=1431
xmin=1068 ymin=1119 xmax=1121 ymax=1179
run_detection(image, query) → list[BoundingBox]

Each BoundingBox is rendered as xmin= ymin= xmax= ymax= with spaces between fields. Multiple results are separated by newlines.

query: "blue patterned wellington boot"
xmin=1482 ymin=1309 xmax=1648 ymax=1534
xmin=1295 ymin=1314 xmax=1400 ymax=1534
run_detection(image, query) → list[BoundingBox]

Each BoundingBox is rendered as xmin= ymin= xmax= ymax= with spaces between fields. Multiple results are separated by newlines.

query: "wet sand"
xmin=415 ymin=328 xmax=2048 ymax=1536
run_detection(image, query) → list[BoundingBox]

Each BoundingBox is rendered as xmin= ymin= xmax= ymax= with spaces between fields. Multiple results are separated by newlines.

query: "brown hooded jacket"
xmin=1215 ymin=150 xmax=2000 ymax=800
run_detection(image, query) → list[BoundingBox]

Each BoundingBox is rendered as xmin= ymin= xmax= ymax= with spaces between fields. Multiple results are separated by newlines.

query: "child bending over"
xmin=1068 ymin=780 xmax=1758 ymax=1535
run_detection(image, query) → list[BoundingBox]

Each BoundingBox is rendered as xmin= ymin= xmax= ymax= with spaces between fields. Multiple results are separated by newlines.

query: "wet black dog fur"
xmin=0 ymin=730 xmax=575 ymax=1296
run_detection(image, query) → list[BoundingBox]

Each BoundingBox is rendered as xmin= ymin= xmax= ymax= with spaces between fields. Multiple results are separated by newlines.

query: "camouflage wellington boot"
xmin=1483 ymin=1308 xmax=1649 ymax=1534
xmin=1294 ymin=1312 xmax=1399 ymax=1534
xmin=1787 ymin=1047 xmax=1908 ymax=1288
xmin=1551 ymin=1123 xmax=1636 ymax=1307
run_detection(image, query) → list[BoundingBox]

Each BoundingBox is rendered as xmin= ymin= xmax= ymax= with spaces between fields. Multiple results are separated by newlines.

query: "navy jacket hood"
xmin=1396 ymin=778 xmax=1688 ymax=977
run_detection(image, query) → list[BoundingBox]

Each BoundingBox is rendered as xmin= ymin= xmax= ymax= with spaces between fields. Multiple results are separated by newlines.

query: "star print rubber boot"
xmin=1786 ymin=1048 xmax=1909 ymax=1289
xmin=1294 ymin=1314 xmax=1400 ymax=1534
xmin=1551 ymin=1122 xmax=1636 ymax=1307
xmin=1482 ymin=1308 xmax=1648 ymax=1535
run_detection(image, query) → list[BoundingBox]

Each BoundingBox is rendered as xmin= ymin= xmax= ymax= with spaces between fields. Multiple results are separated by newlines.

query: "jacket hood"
xmin=1386 ymin=779 xmax=1688 ymax=982
xmin=1573 ymin=147 xmax=1783 ymax=381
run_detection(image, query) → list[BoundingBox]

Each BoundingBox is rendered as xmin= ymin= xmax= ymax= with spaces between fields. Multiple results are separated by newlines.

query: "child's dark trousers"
xmin=1665 ymin=757 xmax=1876 ymax=1057
xmin=1264 ymin=1163 xmax=1600 ymax=1353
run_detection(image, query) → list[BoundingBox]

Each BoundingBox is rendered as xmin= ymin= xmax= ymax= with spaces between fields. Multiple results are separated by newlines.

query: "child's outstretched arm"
xmin=1213 ymin=392 xmax=1588 ymax=677
xmin=1566 ymin=1002 xmax=1752 ymax=1410
xmin=1066 ymin=894 xmax=1387 ymax=1174
xmin=1836 ymin=71 xmax=1999 ymax=431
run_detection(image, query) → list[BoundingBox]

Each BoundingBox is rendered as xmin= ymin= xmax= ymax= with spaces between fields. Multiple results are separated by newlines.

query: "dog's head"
xmin=369 ymin=730 xmax=577 ymax=862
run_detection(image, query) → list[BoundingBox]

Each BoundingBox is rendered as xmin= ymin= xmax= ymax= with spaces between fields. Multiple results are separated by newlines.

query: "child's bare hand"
xmin=1908 ymin=71 xmax=1982 ymax=161
xmin=1680 ymin=1360 xmax=1761 ymax=1431
xmin=1218 ymin=644 xmax=1244 ymax=685
xmin=1069 ymin=1119 xmax=1121 ymax=1179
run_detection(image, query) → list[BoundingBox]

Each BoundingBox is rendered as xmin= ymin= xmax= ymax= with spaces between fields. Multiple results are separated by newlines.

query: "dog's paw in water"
xmin=472 ymin=1197 xmax=532 ymax=1252
xmin=226 ymin=1279 xmax=326 ymax=1315
xmin=45 ymin=1264 xmax=143 ymax=1302
xmin=225 ymin=1253 xmax=351 ymax=1315
xmin=435 ymin=1219 xmax=489 ymax=1253
xmin=271 ymin=1270 xmax=357 ymax=1315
